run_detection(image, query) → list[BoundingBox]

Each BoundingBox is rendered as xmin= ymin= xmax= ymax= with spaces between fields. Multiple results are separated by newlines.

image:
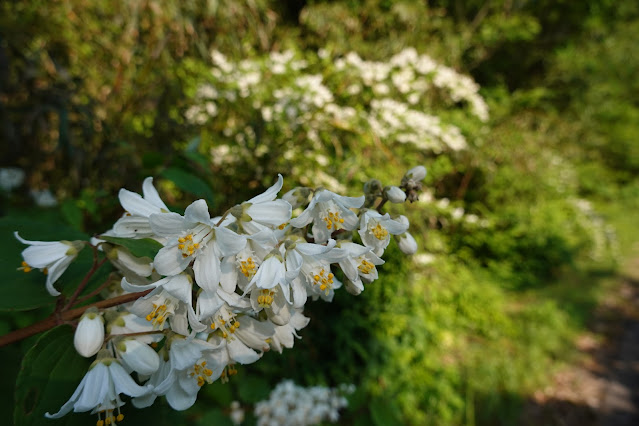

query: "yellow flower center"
xmin=322 ymin=210 xmax=345 ymax=231
xmin=370 ymin=223 xmax=388 ymax=240
xmin=312 ymin=268 xmax=334 ymax=293
xmin=358 ymin=259 xmax=375 ymax=275
xmin=178 ymin=234 xmax=200 ymax=258
xmin=257 ymin=289 xmax=275 ymax=308
xmin=239 ymin=257 xmax=257 ymax=278
xmin=189 ymin=360 xmax=214 ymax=387
xmin=18 ymin=261 xmax=32 ymax=273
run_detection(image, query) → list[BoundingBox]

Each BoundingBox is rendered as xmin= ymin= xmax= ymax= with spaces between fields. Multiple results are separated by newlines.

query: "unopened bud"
xmin=397 ymin=232 xmax=418 ymax=255
xmin=383 ymin=186 xmax=406 ymax=203
xmin=363 ymin=179 xmax=382 ymax=197
xmin=74 ymin=308 xmax=105 ymax=358
xmin=403 ymin=166 xmax=427 ymax=182
xmin=117 ymin=338 xmax=160 ymax=375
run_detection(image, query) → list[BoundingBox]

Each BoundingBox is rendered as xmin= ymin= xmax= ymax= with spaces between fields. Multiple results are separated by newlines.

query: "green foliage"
xmin=14 ymin=325 xmax=92 ymax=426
xmin=100 ymin=236 xmax=163 ymax=260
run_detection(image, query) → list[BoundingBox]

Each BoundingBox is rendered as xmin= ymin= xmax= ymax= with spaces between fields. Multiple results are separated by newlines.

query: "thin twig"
xmin=63 ymin=246 xmax=108 ymax=311
xmin=0 ymin=289 xmax=152 ymax=348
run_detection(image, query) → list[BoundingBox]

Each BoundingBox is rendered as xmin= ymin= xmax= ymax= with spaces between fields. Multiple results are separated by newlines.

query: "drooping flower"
xmin=14 ymin=232 xmax=84 ymax=296
xmin=235 ymin=174 xmax=292 ymax=231
xmin=336 ymin=241 xmax=384 ymax=293
xmin=45 ymin=356 xmax=152 ymax=423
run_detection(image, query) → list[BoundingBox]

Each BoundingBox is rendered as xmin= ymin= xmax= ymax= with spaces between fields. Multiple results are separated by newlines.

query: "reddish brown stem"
xmin=63 ymin=247 xmax=108 ymax=311
xmin=0 ymin=290 xmax=152 ymax=348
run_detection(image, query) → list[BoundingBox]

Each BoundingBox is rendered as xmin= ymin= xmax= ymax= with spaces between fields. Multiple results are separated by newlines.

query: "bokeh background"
xmin=1 ymin=1 xmax=638 ymax=425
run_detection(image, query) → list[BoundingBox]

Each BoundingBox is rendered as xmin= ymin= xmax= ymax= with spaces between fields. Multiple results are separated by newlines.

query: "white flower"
xmin=30 ymin=188 xmax=58 ymax=207
xmin=336 ymin=242 xmax=384 ymax=293
xmin=45 ymin=357 xmax=152 ymax=422
xmin=403 ymin=165 xmax=427 ymax=182
xmin=358 ymin=211 xmax=409 ymax=256
xmin=269 ymin=310 xmax=310 ymax=353
xmin=14 ymin=232 xmax=84 ymax=296
xmin=289 ymin=189 xmax=364 ymax=243
xmin=74 ymin=309 xmax=105 ymax=358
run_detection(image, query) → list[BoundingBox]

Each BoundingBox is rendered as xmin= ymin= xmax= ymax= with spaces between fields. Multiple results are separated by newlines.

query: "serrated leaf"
xmin=161 ymin=167 xmax=215 ymax=206
xmin=14 ymin=325 xmax=92 ymax=426
xmin=100 ymin=235 xmax=163 ymax=260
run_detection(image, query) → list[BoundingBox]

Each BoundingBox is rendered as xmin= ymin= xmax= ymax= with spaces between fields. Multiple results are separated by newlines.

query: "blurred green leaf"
xmin=196 ymin=408 xmax=233 ymax=426
xmin=370 ymin=397 xmax=402 ymax=426
xmin=236 ymin=375 xmax=270 ymax=404
xmin=161 ymin=167 xmax=215 ymax=206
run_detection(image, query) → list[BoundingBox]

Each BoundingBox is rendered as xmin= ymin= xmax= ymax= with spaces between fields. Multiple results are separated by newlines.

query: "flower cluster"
xmin=15 ymin=167 xmax=425 ymax=424
xmin=253 ymin=380 xmax=355 ymax=426
xmin=184 ymin=48 xmax=488 ymax=191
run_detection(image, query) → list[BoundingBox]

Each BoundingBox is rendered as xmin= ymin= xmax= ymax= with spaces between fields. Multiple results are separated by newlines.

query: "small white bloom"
xmin=403 ymin=165 xmax=427 ymax=182
xmin=358 ymin=211 xmax=408 ymax=256
xmin=74 ymin=309 xmax=105 ymax=358
xmin=14 ymin=232 xmax=84 ymax=296
xmin=30 ymin=188 xmax=57 ymax=207
xmin=45 ymin=357 xmax=152 ymax=422
xmin=397 ymin=232 xmax=418 ymax=255
xmin=289 ymin=189 xmax=364 ymax=243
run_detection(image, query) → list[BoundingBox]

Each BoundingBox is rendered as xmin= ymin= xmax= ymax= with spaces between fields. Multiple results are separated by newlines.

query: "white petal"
xmin=142 ymin=177 xmax=169 ymax=211
xmin=219 ymin=257 xmax=238 ymax=294
xmin=74 ymin=363 xmax=109 ymax=411
xmin=162 ymin=274 xmax=193 ymax=305
xmin=214 ymin=227 xmax=247 ymax=257
xmin=119 ymin=188 xmax=161 ymax=217
xmin=197 ymin=290 xmax=224 ymax=319
xmin=44 ymin=254 xmax=76 ymax=296
xmin=227 ymin=339 xmax=260 ymax=364
xmin=74 ymin=315 xmax=104 ymax=358
xmin=112 ymin=216 xmax=154 ymax=238
xmin=248 ymin=174 xmax=283 ymax=204
xmin=21 ymin=243 xmax=68 ymax=268
xmin=246 ymin=200 xmax=292 ymax=226
xmin=166 ymin=382 xmax=198 ymax=411
xmin=44 ymin=369 xmax=90 ymax=418
xmin=154 ymin=245 xmax=189 ymax=276
xmin=149 ymin=212 xmax=187 ymax=237
xmin=109 ymin=362 xmax=152 ymax=397
xmin=194 ymin=245 xmax=221 ymax=293
xmin=184 ymin=199 xmax=210 ymax=224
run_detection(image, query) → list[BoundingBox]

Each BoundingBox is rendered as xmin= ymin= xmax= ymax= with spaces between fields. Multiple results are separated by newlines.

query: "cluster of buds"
xmin=14 ymin=168 xmax=425 ymax=424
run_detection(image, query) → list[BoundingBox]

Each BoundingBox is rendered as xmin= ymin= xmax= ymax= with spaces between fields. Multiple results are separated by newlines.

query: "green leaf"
xmin=196 ymin=408 xmax=234 ymax=426
xmin=161 ymin=167 xmax=215 ymax=206
xmin=60 ymin=200 xmax=84 ymax=232
xmin=14 ymin=325 xmax=92 ymax=426
xmin=236 ymin=375 xmax=270 ymax=404
xmin=100 ymin=235 xmax=163 ymax=260
xmin=0 ymin=216 xmax=88 ymax=311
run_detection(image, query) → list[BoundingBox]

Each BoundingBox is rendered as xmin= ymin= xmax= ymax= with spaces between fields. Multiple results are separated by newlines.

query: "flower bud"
xmin=363 ymin=179 xmax=382 ymax=196
xmin=117 ymin=338 xmax=160 ymax=376
xmin=403 ymin=165 xmax=427 ymax=182
xmin=397 ymin=232 xmax=418 ymax=255
xmin=383 ymin=186 xmax=406 ymax=203
xmin=74 ymin=308 xmax=105 ymax=358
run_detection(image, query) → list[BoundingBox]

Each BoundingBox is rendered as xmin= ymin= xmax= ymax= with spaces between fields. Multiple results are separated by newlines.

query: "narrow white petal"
xmin=109 ymin=362 xmax=152 ymax=397
xmin=194 ymin=246 xmax=221 ymax=293
xmin=21 ymin=243 xmax=68 ymax=268
xmin=44 ymin=254 xmax=76 ymax=296
xmin=142 ymin=177 xmax=169 ymax=211
xmin=248 ymin=174 xmax=283 ymax=204
xmin=119 ymin=188 xmax=161 ymax=217
xmin=74 ymin=363 xmax=109 ymax=411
